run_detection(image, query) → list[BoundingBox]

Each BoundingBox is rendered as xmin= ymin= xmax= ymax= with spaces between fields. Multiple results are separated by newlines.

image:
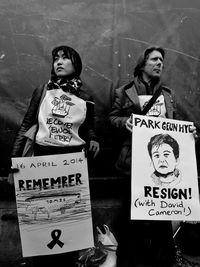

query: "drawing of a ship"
xmin=20 ymin=189 xmax=81 ymax=220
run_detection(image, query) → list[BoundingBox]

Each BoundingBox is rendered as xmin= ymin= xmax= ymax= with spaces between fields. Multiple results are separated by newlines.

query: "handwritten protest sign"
xmin=131 ymin=114 xmax=200 ymax=221
xmin=12 ymin=152 xmax=94 ymax=257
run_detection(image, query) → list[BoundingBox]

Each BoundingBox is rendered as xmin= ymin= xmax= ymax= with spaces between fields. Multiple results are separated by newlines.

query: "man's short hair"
xmin=147 ymin=133 xmax=179 ymax=159
xmin=134 ymin=46 xmax=165 ymax=77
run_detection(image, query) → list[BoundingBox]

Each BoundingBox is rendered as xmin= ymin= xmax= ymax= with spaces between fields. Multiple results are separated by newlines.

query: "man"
xmin=147 ymin=133 xmax=181 ymax=187
xmin=109 ymin=46 xmax=177 ymax=176
xmin=109 ymin=46 xmax=178 ymax=267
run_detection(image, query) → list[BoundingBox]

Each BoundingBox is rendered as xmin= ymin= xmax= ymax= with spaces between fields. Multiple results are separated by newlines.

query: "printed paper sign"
xmin=12 ymin=152 xmax=94 ymax=257
xmin=131 ymin=114 xmax=200 ymax=221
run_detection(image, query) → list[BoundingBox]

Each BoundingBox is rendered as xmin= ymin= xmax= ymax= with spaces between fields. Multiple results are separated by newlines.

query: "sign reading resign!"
xmin=131 ymin=114 xmax=200 ymax=221
xmin=12 ymin=152 xmax=94 ymax=257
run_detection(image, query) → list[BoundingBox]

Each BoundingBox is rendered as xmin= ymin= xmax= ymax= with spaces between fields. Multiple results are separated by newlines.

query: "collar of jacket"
xmin=123 ymin=79 xmax=141 ymax=109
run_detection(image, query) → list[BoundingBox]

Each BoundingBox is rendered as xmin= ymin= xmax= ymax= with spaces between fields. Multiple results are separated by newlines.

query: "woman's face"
xmin=151 ymin=143 xmax=178 ymax=175
xmin=53 ymin=50 xmax=75 ymax=77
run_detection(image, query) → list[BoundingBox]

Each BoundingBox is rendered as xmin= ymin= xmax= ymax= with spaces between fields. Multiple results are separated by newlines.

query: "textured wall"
xmin=1 ymin=0 xmax=200 ymax=175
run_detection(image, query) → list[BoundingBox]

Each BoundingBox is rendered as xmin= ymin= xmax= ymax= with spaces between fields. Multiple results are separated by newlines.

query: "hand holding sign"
xmin=125 ymin=116 xmax=133 ymax=132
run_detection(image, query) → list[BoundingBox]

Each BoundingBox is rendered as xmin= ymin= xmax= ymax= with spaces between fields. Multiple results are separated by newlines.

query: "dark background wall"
xmin=1 ymin=1 xmax=200 ymax=265
xmin=1 ymin=0 xmax=200 ymax=176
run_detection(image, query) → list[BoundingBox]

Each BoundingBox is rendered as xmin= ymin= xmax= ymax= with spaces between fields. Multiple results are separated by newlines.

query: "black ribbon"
xmin=47 ymin=229 xmax=64 ymax=249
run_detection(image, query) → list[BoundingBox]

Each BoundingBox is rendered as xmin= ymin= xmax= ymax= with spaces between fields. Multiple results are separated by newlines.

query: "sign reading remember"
xmin=12 ymin=152 xmax=94 ymax=257
xmin=131 ymin=114 xmax=200 ymax=221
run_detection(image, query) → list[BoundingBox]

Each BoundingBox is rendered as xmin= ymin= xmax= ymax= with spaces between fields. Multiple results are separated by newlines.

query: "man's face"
xmin=53 ymin=50 xmax=75 ymax=77
xmin=151 ymin=143 xmax=178 ymax=175
xmin=143 ymin=50 xmax=164 ymax=81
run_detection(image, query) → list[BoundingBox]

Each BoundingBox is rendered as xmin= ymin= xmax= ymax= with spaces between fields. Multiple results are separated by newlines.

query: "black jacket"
xmin=109 ymin=78 xmax=177 ymax=176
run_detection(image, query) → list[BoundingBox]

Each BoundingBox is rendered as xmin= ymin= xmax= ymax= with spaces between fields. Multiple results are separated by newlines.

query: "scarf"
xmin=47 ymin=77 xmax=82 ymax=96
xmin=134 ymin=76 xmax=161 ymax=95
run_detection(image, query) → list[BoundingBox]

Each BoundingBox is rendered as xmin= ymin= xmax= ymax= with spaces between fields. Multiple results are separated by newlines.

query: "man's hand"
xmin=89 ymin=140 xmax=100 ymax=158
xmin=125 ymin=116 xmax=133 ymax=133
xmin=190 ymin=125 xmax=198 ymax=141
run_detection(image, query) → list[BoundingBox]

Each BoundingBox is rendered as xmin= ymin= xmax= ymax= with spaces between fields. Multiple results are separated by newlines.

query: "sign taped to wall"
xmin=12 ymin=152 xmax=94 ymax=257
xmin=131 ymin=114 xmax=200 ymax=221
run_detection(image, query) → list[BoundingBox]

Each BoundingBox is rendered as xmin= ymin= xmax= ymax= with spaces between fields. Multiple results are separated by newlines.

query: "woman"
xmin=11 ymin=45 xmax=99 ymax=158
xmin=11 ymin=45 xmax=100 ymax=266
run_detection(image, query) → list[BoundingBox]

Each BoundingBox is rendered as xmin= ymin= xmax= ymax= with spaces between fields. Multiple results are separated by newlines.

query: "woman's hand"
xmin=89 ymin=140 xmax=100 ymax=158
xmin=7 ymin=167 xmax=19 ymax=185
xmin=8 ymin=173 xmax=14 ymax=185
xmin=125 ymin=116 xmax=133 ymax=133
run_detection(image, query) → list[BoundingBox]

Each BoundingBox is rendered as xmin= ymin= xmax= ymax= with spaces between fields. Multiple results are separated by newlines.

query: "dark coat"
xmin=11 ymin=84 xmax=98 ymax=157
xmin=109 ymin=79 xmax=177 ymax=176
